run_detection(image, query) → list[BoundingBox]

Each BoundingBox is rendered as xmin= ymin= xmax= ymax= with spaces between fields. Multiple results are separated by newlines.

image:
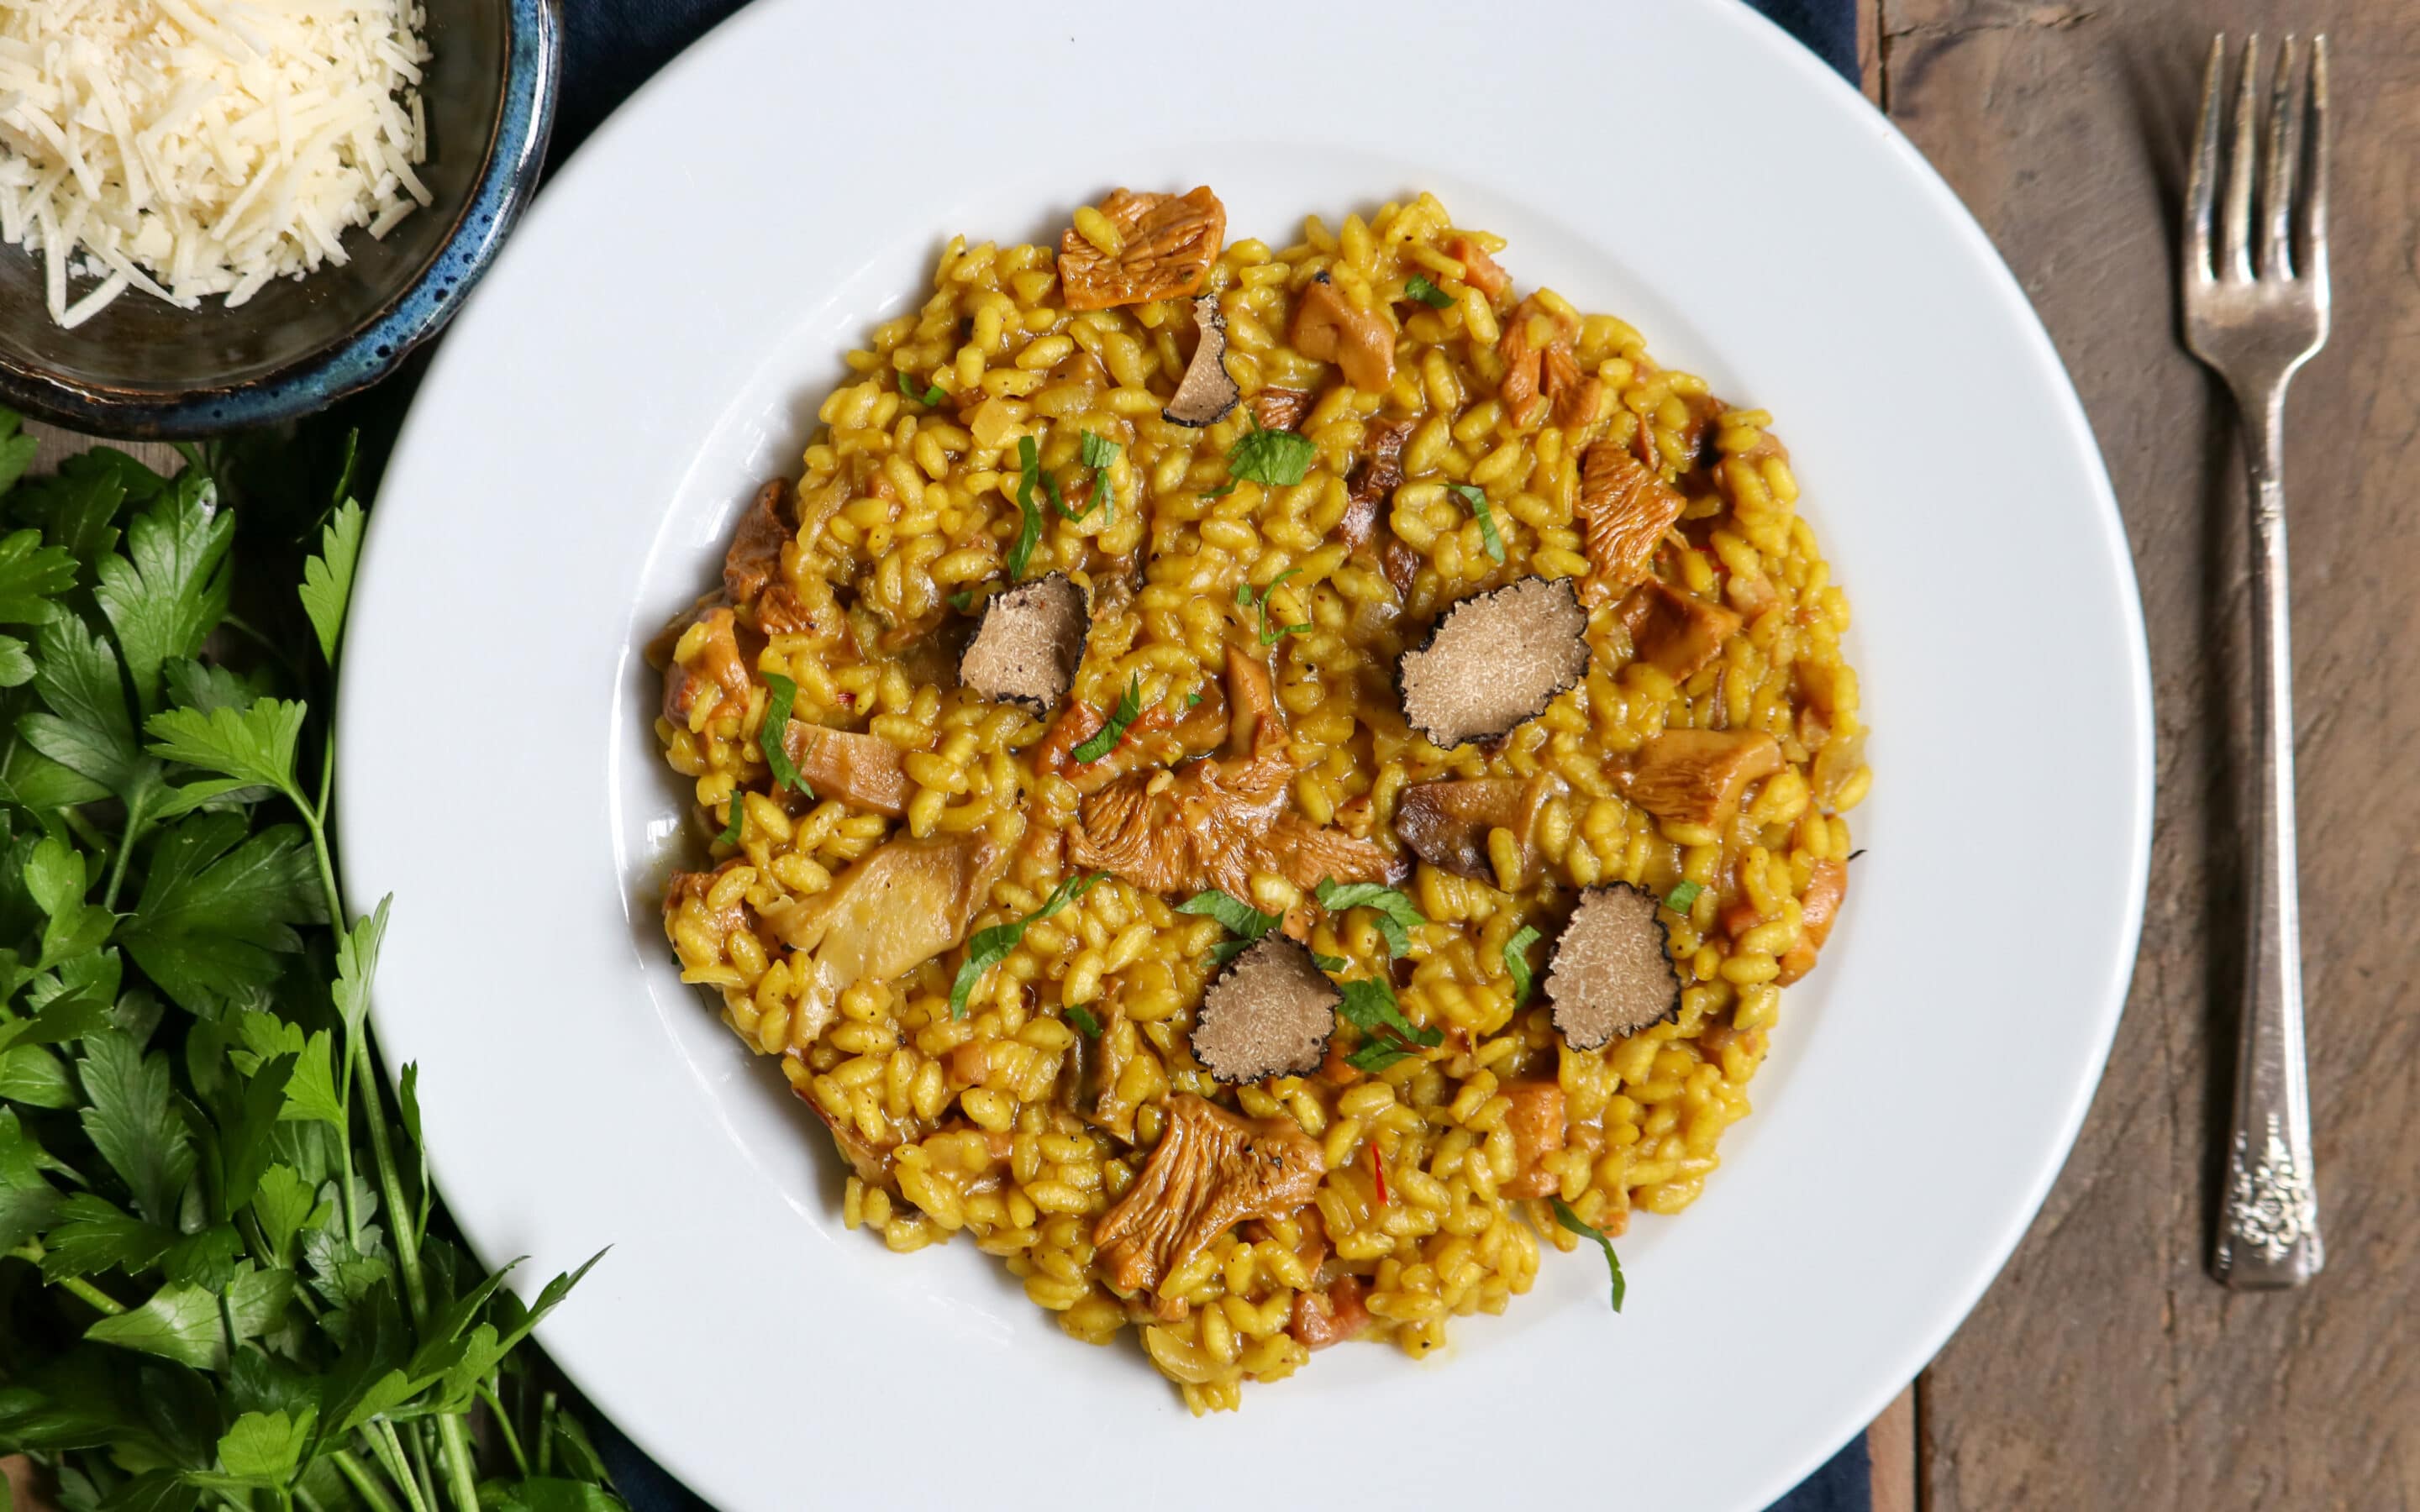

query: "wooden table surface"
xmin=13 ymin=6 xmax=2415 ymax=1508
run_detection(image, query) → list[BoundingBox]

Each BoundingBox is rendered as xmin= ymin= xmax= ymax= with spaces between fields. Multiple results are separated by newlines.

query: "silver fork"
xmin=2183 ymin=33 xmax=2331 ymax=1289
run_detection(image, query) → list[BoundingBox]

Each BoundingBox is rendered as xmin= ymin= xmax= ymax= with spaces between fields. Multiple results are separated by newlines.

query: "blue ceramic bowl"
xmin=0 ymin=0 xmax=560 ymax=438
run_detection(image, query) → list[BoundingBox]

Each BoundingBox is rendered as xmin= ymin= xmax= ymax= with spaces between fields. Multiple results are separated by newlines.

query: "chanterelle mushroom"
xmin=1392 ymin=772 xmax=1569 ymax=890
xmin=1069 ymin=645 xmax=1402 ymax=898
xmin=1290 ymin=272 xmax=1395 ymax=394
xmin=1093 ymin=1093 xmax=1324 ymax=1294
xmin=758 ymin=832 xmax=1011 ymax=1047
xmin=1618 ymin=727 xmax=1784 ymax=828
xmin=1575 ymin=442 xmax=1688 ymax=603
xmin=1057 ymin=186 xmax=1226 ymax=311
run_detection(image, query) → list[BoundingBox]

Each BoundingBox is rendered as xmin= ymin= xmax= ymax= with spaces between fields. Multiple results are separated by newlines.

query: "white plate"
xmin=339 ymin=3 xmax=2152 ymax=1508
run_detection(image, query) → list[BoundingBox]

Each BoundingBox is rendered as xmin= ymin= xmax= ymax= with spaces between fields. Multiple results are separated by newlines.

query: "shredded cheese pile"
xmin=0 ymin=0 xmax=431 ymax=328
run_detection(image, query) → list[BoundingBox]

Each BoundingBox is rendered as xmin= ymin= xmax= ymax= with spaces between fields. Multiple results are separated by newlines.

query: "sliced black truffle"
xmin=1396 ymin=575 xmax=1590 ymax=748
xmin=959 ymin=571 xmax=1087 ymax=715
xmin=1544 ymin=883 xmax=1684 ymax=1050
xmin=1162 ymin=292 xmax=1240 ymax=428
xmin=1190 ymin=935 xmax=1339 ymax=1084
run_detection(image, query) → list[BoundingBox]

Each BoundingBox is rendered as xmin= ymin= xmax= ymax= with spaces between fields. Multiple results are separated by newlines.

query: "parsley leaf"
xmin=1080 ymin=430 xmax=1120 ymax=471
xmin=1313 ymin=879 xmax=1426 ymax=958
xmin=718 ymin=791 xmax=745 ymax=846
xmin=144 ymin=698 xmax=306 ymax=813
xmin=76 ymin=1030 xmax=195 ymax=1226
xmin=21 ymin=613 xmax=157 ymax=806
xmin=1449 ymin=483 xmax=1507 ymax=564
xmin=1008 ymin=435 xmax=1045 ymax=580
xmin=950 ymin=873 xmax=1105 ymax=1018
xmin=1334 ymin=975 xmax=1441 ymax=1073
xmin=1553 ymin=1197 xmax=1627 ymax=1312
xmin=93 ymin=474 xmax=234 ymax=717
xmin=1227 ymin=424 xmax=1317 ymax=487
xmin=1071 ymin=675 xmax=1142 ymax=764
xmin=299 ymin=499 xmax=365 ymax=666
xmin=757 ymin=674 xmax=809 ymax=796
xmin=1202 ymin=480 xmax=1239 ymax=501
xmin=1311 ymin=952 xmax=1349 ymax=971
xmin=1505 ymin=924 xmax=1544 ymax=1008
xmin=949 ymin=589 xmax=982 ymax=613
xmin=0 ymin=527 xmax=76 ymax=627
xmin=1064 ymin=1004 xmax=1102 ymax=1039
xmin=1664 ymin=880 xmax=1703 ymax=913
xmin=116 ymin=815 xmax=324 ymax=1016
xmin=896 ymin=370 xmax=945 ymax=406
xmin=1404 ymin=274 xmax=1455 ymax=309
xmin=1071 ymin=430 xmax=1121 ymax=526
xmin=1177 ymin=888 xmax=1284 ymax=966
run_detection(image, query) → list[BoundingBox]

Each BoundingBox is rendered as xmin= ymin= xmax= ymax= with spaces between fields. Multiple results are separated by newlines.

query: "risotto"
xmin=652 ymin=188 xmax=1870 ymax=1413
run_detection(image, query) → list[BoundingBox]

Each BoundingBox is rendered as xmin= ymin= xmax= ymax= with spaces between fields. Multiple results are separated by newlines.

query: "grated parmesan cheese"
xmin=0 ymin=0 xmax=431 ymax=328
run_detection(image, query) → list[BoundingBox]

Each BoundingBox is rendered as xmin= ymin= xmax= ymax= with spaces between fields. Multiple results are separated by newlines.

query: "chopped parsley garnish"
xmin=1227 ymin=423 xmax=1317 ymax=487
xmin=949 ymin=588 xmax=982 ymax=613
xmin=758 ymin=673 xmax=810 ymax=796
xmin=1065 ymin=1004 xmax=1102 ymax=1038
xmin=1071 ymin=673 xmax=1142 ymax=763
xmin=1008 ymin=434 xmax=1045 ymax=579
xmin=1336 ymin=976 xmax=1443 ymax=1073
xmin=1404 ymin=273 xmax=1455 ymax=309
xmin=718 ymin=792 xmax=745 ymax=846
xmin=1179 ymin=888 xmax=1285 ymax=966
xmin=1449 ymin=482 xmax=1507 ymax=564
xmin=1312 ymin=952 xmax=1349 ymax=972
xmin=1239 ymin=569 xmax=1310 ymax=645
xmin=1064 ymin=429 xmax=1120 ymax=524
xmin=1553 ymin=1198 xmax=1628 ymax=1313
xmin=1202 ymin=480 xmax=1239 ymax=501
xmin=1664 ymin=880 xmax=1703 ymax=913
xmin=1313 ymin=879 xmax=1426 ymax=958
xmin=896 ymin=369 xmax=944 ymax=406
xmin=1504 ymin=924 xmax=1544 ymax=1008
xmin=1186 ymin=690 xmax=1204 ymax=708
xmin=951 ymin=872 xmax=1105 ymax=1018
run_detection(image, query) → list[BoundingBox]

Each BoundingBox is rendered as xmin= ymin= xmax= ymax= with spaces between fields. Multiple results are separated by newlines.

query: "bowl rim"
xmin=0 ymin=0 xmax=563 ymax=440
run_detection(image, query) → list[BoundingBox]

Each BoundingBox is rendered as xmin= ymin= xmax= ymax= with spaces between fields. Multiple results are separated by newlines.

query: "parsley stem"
xmin=4 ymin=1241 xmax=124 ymax=1315
xmin=99 ymin=779 xmax=150 ymax=911
xmin=476 ymin=1380 xmax=530 ymax=1478
xmin=433 ymin=1418 xmax=481 ymax=1511
xmin=329 ymin=1451 xmax=402 ymax=1512
xmin=362 ymin=1421 xmax=429 ymax=1512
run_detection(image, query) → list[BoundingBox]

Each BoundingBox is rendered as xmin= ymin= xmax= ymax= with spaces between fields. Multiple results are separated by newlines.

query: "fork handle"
xmin=2215 ymin=382 xmax=2323 ymax=1289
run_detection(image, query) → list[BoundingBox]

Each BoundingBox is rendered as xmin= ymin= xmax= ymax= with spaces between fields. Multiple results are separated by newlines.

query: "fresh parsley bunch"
xmin=0 ymin=412 xmax=618 ymax=1512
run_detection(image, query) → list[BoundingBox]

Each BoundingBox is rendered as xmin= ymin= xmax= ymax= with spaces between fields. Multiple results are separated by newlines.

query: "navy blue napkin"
xmin=554 ymin=4 xmax=1867 ymax=1509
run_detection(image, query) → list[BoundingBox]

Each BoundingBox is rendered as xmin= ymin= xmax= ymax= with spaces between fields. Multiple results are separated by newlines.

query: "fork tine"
xmin=2303 ymin=34 xmax=2332 ymax=283
xmin=2185 ymin=34 xmax=2226 ymax=281
xmin=2259 ymin=36 xmax=2304 ymax=278
xmin=2218 ymin=34 xmax=2261 ymax=280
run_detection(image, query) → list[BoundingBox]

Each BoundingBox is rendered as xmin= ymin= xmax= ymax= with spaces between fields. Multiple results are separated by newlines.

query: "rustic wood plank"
xmin=1870 ymin=1383 xmax=1920 ymax=1512
xmin=1879 ymin=2 xmax=2420 ymax=1508
xmin=20 ymin=421 xmax=182 ymax=480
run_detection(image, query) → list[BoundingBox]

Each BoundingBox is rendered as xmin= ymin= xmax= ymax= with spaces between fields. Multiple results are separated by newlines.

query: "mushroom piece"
xmin=782 ymin=722 xmax=913 ymax=817
xmin=1618 ymin=727 xmax=1785 ymax=828
xmin=1250 ymin=386 xmax=1313 ymax=432
xmin=1093 ymin=1093 xmax=1324 ymax=1294
xmin=1575 ymin=441 xmax=1689 ymax=604
xmin=1616 ymin=579 xmax=1744 ymax=681
xmin=660 ymin=601 xmax=753 ymax=727
xmin=1057 ymin=186 xmax=1227 ymax=312
xmin=757 ymin=832 xmax=1011 ymax=1048
xmin=1544 ymin=882 xmax=1685 ymax=1050
xmin=1776 ymin=857 xmax=1849 ymax=985
xmin=1396 ymin=576 xmax=1591 ymax=749
xmin=1499 ymin=1079 xmax=1567 ymax=1198
xmin=1392 ymin=772 xmax=1569 ymax=889
xmin=1339 ymin=416 xmax=1413 ymax=554
xmin=1163 ymin=293 xmax=1241 ymax=427
xmin=1190 ymin=935 xmax=1341 ymax=1084
xmin=958 ymin=571 xmax=1088 ymax=716
xmin=1289 ymin=272 xmax=1396 ymax=394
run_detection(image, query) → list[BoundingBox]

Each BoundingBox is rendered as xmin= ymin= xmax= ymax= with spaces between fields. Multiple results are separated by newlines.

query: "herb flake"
xmin=1227 ymin=425 xmax=1317 ymax=488
xmin=1405 ymin=274 xmax=1455 ymax=309
xmin=758 ymin=673 xmax=810 ymax=797
xmin=718 ymin=792 xmax=745 ymax=847
xmin=1065 ymin=1004 xmax=1102 ymax=1039
xmin=1008 ymin=435 xmax=1045 ymax=580
xmin=1178 ymin=888 xmax=1284 ymax=966
xmin=1504 ymin=924 xmax=1544 ymax=1008
xmin=1336 ymin=976 xmax=1442 ymax=1073
xmin=1449 ymin=483 xmax=1507 ymax=564
xmin=1664 ymin=880 xmax=1702 ymax=914
xmin=896 ymin=370 xmax=944 ymax=406
xmin=1071 ymin=675 xmax=1142 ymax=764
xmin=1553 ymin=1197 xmax=1628 ymax=1312
xmin=950 ymin=873 xmax=1104 ymax=1018
xmin=1313 ymin=879 xmax=1426 ymax=958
